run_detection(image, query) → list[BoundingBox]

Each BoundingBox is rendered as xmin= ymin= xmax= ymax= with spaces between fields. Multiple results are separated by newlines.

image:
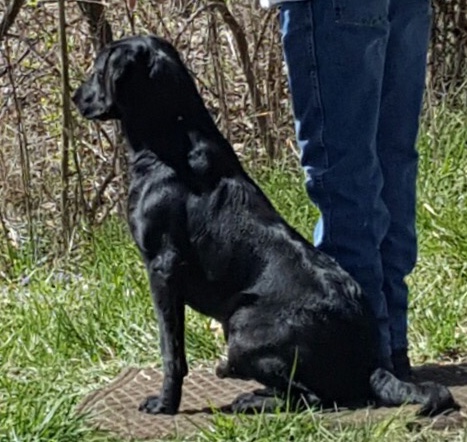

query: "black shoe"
xmin=392 ymin=348 xmax=412 ymax=382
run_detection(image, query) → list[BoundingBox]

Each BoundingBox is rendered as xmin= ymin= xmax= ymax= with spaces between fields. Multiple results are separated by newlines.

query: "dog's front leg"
xmin=139 ymin=247 xmax=188 ymax=415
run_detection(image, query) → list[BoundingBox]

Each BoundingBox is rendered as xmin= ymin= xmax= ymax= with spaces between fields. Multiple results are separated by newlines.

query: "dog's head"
xmin=73 ymin=35 xmax=189 ymax=122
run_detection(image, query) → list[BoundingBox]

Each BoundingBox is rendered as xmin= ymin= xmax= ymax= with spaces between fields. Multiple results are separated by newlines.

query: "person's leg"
xmin=279 ymin=0 xmax=392 ymax=364
xmin=377 ymin=0 xmax=432 ymax=377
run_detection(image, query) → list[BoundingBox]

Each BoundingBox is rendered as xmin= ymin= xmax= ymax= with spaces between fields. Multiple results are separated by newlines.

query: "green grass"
xmin=1 ymin=108 xmax=467 ymax=441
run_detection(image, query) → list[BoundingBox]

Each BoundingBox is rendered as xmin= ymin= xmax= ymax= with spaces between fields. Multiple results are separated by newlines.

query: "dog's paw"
xmin=231 ymin=390 xmax=283 ymax=414
xmin=138 ymin=395 xmax=178 ymax=415
xmin=215 ymin=360 xmax=230 ymax=378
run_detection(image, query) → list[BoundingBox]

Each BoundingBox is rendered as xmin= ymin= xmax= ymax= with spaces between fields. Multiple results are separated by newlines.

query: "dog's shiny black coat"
xmin=73 ymin=35 xmax=458 ymax=417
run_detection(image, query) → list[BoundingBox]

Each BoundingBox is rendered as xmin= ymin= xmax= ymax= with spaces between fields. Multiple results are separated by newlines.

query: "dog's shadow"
xmin=179 ymin=362 xmax=467 ymax=416
xmin=413 ymin=362 xmax=467 ymax=387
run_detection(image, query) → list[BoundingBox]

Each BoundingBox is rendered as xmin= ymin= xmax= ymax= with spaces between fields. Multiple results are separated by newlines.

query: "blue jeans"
xmin=280 ymin=0 xmax=431 ymax=361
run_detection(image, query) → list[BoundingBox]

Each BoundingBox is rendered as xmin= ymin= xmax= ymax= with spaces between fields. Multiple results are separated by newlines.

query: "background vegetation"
xmin=0 ymin=0 xmax=466 ymax=441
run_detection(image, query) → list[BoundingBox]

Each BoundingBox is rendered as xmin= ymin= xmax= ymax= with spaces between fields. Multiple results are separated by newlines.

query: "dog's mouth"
xmin=72 ymin=88 xmax=120 ymax=121
xmin=81 ymin=106 xmax=120 ymax=121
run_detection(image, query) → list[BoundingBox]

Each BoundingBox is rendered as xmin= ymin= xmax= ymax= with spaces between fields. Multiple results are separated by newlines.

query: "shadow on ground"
xmin=414 ymin=362 xmax=467 ymax=387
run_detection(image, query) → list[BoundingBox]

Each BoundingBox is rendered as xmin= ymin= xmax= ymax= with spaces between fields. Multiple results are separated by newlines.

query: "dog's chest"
xmin=127 ymin=165 xmax=187 ymax=255
xmin=185 ymin=194 xmax=226 ymax=275
xmin=185 ymin=191 xmax=263 ymax=288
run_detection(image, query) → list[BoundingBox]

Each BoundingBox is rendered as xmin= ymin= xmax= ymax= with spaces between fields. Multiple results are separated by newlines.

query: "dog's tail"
xmin=370 ymin=368 xmax=459 ymax=416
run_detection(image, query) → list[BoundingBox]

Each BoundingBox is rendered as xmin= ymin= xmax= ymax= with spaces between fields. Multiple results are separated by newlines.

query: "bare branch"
xmin=58 ymin=0 xmax=73 ymax=245
xmin=209 ymin=1 xmax=273 ymax=158
xmin=77 ymin=0 xmax=113 ymax=51
xmin=0 ymin=0 xmax=26 ymax=43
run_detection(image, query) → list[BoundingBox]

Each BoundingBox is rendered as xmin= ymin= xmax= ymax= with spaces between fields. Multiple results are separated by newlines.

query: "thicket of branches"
xmin=0 ymin=0 xmax=466 ymax=269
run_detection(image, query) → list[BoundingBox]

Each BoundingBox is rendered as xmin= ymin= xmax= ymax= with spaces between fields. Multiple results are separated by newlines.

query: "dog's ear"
xmin=116 ymin=39 xmax=181 ymax=83
xmin=100 ymin=47 xmax=122 ymax=115
xmin=72 ymin=46 xmax=123 ymax=121
xmin=104 ymin=41 xmax=175 ymax=109
xmin=103 ymin=44 xmax=150 ymax=100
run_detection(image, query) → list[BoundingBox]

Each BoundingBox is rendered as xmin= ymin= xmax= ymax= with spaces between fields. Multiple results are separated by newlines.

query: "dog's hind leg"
xmin=230 ymin=388 xmax=322 ymax=414
xmin=229 ymin=389 xmax=284 ymax=413
xmin=217 ymin=354 xmax=322 ymax=413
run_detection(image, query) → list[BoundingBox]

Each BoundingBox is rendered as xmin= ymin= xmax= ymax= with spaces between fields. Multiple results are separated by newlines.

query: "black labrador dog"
xmin=73 ymin=35 xmax=458 ymax=417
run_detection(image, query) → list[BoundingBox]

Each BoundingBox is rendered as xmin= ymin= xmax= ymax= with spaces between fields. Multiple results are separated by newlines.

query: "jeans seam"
xmin=305 ymin=2 xmax=332 ymax=247
xmin=305 ymin=1 xmax=325 ymax=156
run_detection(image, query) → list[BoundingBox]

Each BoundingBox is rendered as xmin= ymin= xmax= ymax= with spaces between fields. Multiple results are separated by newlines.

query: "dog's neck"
xmin=122 ymin=116 xmax=186 ymax=162
xmin=120 ymin=93 xmax=234 ymax=159
xmin=119 ymin=80 xmax=250 ymax=188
